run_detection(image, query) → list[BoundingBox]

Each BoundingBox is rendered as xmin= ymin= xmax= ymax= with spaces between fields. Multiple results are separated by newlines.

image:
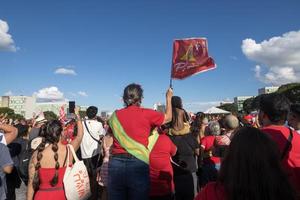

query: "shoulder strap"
xmin=148 ymin=131 xmax=159 ymax=152
xmin=84 ymin=120 xmax=101 ymax=144
xmin=109 ymin=112 xmax=159 ymax=164
xmin=63 ymin=146 xmax=68 ymax=167
xmin=281 ymin=127 xmax=294 ymax=160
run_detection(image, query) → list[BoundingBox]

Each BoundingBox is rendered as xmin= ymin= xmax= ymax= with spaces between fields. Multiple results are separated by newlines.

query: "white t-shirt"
xmin=0 ymin=132 xmax=7 ymax=145
xmin=80 ymin=119 xmax=106 ymax=159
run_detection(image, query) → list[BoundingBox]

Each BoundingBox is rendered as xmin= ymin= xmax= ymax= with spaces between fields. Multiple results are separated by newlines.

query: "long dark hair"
xmin=32 ymin=120 xmax=63 ymax=191
xmin=219 ymin=127 xmax=295 ymax=200
xmin=171 ymin=96 xmax=189 ymax=127
xmin=190 ymin=112 xmax=205 ymax=138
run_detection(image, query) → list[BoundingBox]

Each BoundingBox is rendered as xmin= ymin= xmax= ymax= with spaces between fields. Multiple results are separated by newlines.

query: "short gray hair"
xmin=224 ymin=115 xmax=239 ymax=130
xmin=208 ymin=121 xmax=221 ymax=136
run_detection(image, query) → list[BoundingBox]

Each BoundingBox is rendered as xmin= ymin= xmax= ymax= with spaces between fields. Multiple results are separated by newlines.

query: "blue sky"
xmin=0 ymin=0 xmax=300 ymax=112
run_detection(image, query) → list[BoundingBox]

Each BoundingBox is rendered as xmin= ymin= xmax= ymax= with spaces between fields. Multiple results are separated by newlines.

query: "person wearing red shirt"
xmin=259 ymin=93 xmax=300 ymax=199
xmin=195 ymin=127 xmax=295 ymax=200
xmin=199 ymin=121 xmax=221 ymax=188
xmin=108 ymin=83 xmax=173 ymax=200
xmin=288 ymin=104 xmax=300 ymax=133
xmin=149 ymin=132 xmax=177 ymax=200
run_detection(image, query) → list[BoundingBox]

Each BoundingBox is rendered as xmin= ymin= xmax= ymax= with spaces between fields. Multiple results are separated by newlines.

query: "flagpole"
xmin=169 ymin=77 xmax=173 ymax=89
xmin=170 ymin=48 xmax=173 ymax=89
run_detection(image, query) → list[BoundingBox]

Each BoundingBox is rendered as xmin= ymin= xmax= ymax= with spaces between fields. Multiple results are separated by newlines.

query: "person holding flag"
xmin=108 ymin=83 xmax=173 ymax=200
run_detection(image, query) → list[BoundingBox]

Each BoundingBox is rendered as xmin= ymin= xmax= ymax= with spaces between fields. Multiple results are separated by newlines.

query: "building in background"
xmin=36 ymin=101 xmax=68 ymax=116
xmin=0 ymin=96 xmax=37 ymax=119
xmin=0 ymin=96 xmax=10 ymax=107
xmin=219 ymin=99 xmax=234 ymax=106
xmin=258 ymin=86 xmax=279 ymax=95
xmin=234 ymin=96 xmax=255 ymax=112
xmin=79 ymin=106 xmax=88 ymax=112
xmin=157 ymin=104 xmax=166 ymax=113
xmin=100 ymin=110 xmax=112 ymax=119
xmin=153 ymin=102 xmax=166 ymax=113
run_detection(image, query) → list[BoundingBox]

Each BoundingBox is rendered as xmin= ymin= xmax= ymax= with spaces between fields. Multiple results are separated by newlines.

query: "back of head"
xmin=15 ymin=124 xmax=29 ymax=138
xmin=191 ymin=113 xmax=206 ymax=137
xmin=171 ymin=96 xmax=183 ymax=109
xmin=219 ymin=127 xmax=295 ymax=200
xmin=33 ymin=119 xmax=63 ymax=190
xmin=208 ymin=121 xmax=220 ymax=136
xmin=259 ymin=93 xmax=290 ymax=123
xmin=86 ymin=106 xmax=98 ymax=119
xmin=123 ymin=83 xmax=143 ymax=107
xmin=290 ymin=103 xmax=300 ymax=117
xmin=39 ymin=120 xmax=63 ymax=143
xmin=224 ymin=115 xmax=239 ymax=130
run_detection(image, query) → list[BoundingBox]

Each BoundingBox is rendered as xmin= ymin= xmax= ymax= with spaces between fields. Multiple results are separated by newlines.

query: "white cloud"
xmin=69 ymin=92 xmax=77 ymax=97
xmin=78 ymin=91 xmax=88 ymax=97
xmin=254 ymin=65 xmax=261 ymax=79
xmin=34 ymin=86 xmax=64 ymax=101
xmin=4 ymin=90 xmax=13 ymax=96
xmin=54 ymin=67 xmax=77 ymax=75
xmin=184 ymin=101 xmax=221 ymax=113
xmin=0 ymin=19 xmax=17 ymax=52
xmin=230 ymin=56 xmax=238 ymax=60
xmin=242 ymin=30 xmax=300 ymax=85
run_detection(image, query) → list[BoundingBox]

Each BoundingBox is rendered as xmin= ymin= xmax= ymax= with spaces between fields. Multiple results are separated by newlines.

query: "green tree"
xmin=277 ymin=83 xmax=300 ymax=104
xmin=218 ymin=103 xmax=238 ymax=114
xmin=13 ymin=113 xmax=25 ymax=120
xmin=44 ymin=111 xmax=58 ymax=120
xmin=0 ymin=107 xmax=15 ymax=118
xmin=243 ymin=97 xmax=255 ymax=114
xmin=277 ymin=83 xmax=300 ymax=93
xmin=0 ymin=107 xmax=25 ymax=120
xmin=79 ymin=111 xmax=86 ymax=119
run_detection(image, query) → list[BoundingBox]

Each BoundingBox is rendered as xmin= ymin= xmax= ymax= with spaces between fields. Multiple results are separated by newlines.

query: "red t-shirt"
xmin=262 ymin=125 xmax=300 ymax=195
xmin=195 ymin=182 xmax=226 ymax=200
xmin=149 ymin=134 xmax=177 ymax=196
xmin=112 ymin=105 xmax=164 ymax=154
xmin=200 ymin=136 xmax=221 ymax=164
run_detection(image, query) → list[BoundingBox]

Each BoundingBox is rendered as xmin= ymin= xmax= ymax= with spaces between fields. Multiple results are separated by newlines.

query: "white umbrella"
xmin=204 ymin=107 xmax=230 ymax=114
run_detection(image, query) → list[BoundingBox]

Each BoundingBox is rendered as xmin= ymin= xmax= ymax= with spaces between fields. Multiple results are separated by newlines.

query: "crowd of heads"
xmin=1 ymin=87 xmax=300 ymax=200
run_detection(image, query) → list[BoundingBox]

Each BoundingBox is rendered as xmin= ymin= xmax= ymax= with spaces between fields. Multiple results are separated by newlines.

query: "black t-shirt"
xmin=169 ymin=133 xmax=199 ymax=173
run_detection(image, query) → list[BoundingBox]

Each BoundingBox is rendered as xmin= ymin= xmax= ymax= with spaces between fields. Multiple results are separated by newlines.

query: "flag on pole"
xmin=171 ymin=38 xmax=216 ymax=79
xmin=59 ymin=105 xmax=67 ymax=124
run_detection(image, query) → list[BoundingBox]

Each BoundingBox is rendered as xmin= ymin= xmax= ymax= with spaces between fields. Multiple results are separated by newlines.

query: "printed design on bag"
xmin=73 ymin=169 xmax=89 ymax=198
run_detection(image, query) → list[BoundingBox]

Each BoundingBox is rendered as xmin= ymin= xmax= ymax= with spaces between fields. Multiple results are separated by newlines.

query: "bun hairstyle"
xmin=33 ymin=120 xmax=63 ymax=191
xmin=123 ymin=83 xmax=143 ymax=107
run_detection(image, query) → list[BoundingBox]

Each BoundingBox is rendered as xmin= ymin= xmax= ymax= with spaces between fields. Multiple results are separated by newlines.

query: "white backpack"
xmin=63 ymin=144 xmax=91 ymax=200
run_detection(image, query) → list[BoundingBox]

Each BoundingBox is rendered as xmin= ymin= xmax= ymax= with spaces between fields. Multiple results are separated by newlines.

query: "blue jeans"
xmin=108 ymin=155 xmax=150 ymax=200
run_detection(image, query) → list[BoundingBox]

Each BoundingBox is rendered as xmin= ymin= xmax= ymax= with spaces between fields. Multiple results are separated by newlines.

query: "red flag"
xmin=59 ymin=105 xmax=67 ymax=123
xmin=171 ymin=38 xmax=216 ymax=79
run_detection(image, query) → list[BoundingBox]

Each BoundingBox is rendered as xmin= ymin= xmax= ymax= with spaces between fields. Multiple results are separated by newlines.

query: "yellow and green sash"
xmin=109 ymin=112 xmax=159 ymax=164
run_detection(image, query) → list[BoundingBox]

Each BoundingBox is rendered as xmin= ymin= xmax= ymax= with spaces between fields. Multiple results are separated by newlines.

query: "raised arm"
xmin=162 ymin=88 xmax=173 ymax=125
xmin=0 ymin=123 xmax=18 ymax=144
xmin=27 ymin=152 xmax=37 ymax=200
xmin=70 ymin=107 xmax=84 ymax=151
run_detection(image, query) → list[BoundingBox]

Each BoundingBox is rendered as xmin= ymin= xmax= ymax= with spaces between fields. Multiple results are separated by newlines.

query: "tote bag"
xmin=63 ymin=144 xmax=91 ymax=200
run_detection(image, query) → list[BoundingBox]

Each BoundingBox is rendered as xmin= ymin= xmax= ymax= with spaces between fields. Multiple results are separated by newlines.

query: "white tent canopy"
xmin=204 ymin=107 xmax=230 ymax=114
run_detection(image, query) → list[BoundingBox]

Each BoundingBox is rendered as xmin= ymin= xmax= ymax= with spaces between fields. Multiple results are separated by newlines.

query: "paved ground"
xmin=16 ymin=183 xmax=27 ymax=200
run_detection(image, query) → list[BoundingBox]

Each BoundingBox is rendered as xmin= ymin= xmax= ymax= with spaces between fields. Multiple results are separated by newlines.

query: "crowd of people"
xmin=0 ymin=83 xmax=300 ymax=200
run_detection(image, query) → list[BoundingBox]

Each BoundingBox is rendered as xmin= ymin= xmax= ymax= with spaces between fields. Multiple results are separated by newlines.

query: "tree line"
xmin=218 ymin=83 xmax=300 ymax=114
